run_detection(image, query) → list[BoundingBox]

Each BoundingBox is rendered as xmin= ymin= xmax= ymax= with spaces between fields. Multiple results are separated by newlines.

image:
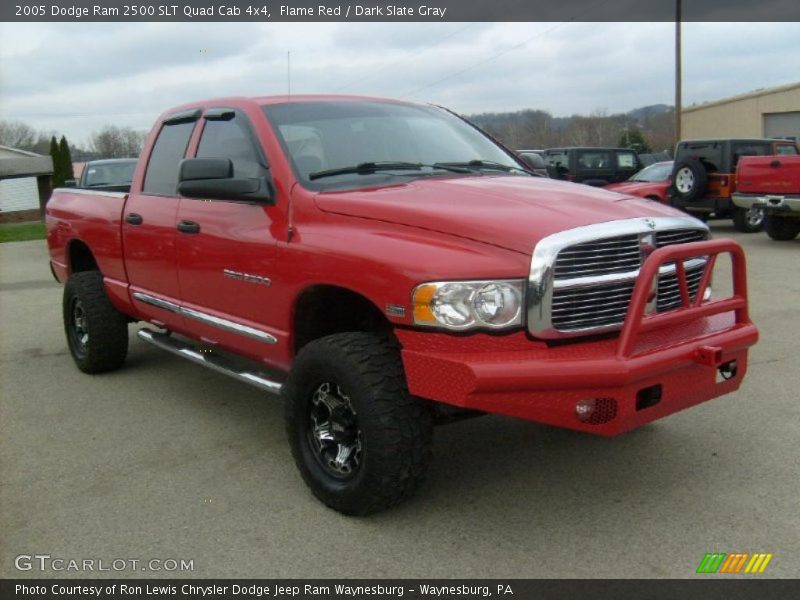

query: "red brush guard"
xmin=400 ymin=239 xmax=758 ymax=436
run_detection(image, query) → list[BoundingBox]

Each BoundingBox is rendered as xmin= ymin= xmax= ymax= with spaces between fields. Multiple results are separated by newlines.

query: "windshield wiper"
xmin=441 ymin=160 xmax=538 ymax=176
xmin=308 ymin=161 xmax=471 ymax=181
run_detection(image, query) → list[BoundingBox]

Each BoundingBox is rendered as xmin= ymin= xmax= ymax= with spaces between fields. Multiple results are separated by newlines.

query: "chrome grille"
xmin=552 ymin=280 xmax=635 ymax=330
xmin=554 ymin=235 xmax=641 ymax=278
xmin=656 ymin=229 xmax=707 ymax=247
xmin=527 ymin=217 xmax=711 ymax=339
xmin=657 ymin=266 xmax=704 ymax=311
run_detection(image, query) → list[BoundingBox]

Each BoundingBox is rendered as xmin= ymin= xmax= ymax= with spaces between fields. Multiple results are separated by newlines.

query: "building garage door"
xmin=764 ymin=112 xmax=800 ymax=141
xmin=0 ymin=176 xmax=39 ymax=212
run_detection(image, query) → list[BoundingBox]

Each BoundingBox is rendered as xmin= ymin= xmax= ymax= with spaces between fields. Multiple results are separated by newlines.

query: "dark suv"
xmin=669 ymin=138 xmax=799 ymax=232
xmin=544 ymin=147 xmax=641 ymax=186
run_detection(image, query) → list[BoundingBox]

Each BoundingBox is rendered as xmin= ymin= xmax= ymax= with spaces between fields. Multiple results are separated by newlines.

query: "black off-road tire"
xmin=764 ymin=214 xmax=800 ymax=241
xmin=732 ymin=206 xmax=765 ymax=233
xmin=63 ymin=271 xmax=129 ymax=373
xmin=284 ymin=332 xmax=433 ymax=515
xmin=670 ymin=158 xmax=708 ymax=202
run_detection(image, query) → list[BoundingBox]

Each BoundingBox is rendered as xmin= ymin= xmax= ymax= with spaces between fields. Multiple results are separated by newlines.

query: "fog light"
xmin=576 ymin=399 xmax=596 ymax=421
xmin=575 ymin=398 xmax=617 ymax=425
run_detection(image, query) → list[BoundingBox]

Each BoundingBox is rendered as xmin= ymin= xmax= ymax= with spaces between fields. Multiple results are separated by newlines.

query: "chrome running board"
xmin=137 ymin=329 xmax=283 ymax=394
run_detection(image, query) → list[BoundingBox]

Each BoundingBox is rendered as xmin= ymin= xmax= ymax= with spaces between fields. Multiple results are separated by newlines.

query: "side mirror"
xmin=177 ymin=158 xmax=273 ymax=204
xmin=64 ymin=179 xmax=77 ymax=188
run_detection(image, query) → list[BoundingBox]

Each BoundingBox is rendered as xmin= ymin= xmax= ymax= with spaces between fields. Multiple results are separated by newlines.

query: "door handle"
xmin=770 ymin=160 xmax=782 ymax=168
xmin=125 ymin=213 xmax=143 ymax=225
xmin=177 ymin=220 xmax=201 ymax=234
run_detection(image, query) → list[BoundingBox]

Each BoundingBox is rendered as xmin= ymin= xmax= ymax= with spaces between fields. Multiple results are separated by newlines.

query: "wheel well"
xmin=68 ymin=240 xmax=99 ymax=274
xmin=293 ymin=285 xmax=391 ymax=355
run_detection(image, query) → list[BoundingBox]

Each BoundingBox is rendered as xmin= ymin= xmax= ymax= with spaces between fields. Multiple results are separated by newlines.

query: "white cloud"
xmin=0 ymin=21 xmax=797 ymax=145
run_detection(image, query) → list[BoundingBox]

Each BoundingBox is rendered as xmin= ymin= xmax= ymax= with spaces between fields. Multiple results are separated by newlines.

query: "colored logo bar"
xmin=697 ymin=552 xmax=773 ymax=574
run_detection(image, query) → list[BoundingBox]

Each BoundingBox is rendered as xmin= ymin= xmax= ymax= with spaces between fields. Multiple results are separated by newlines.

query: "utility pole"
xmin=675 ymin=0 xmax=682 ymax=144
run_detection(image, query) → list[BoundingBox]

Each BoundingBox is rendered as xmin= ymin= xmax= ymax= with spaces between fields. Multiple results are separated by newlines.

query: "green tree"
xmin=49 ymin=136 xmax=64 ymax=187
xmin=59 ymin=136 xmax=75 ymax=183
xmin=619 ymin=127 xmax=652 ymax=154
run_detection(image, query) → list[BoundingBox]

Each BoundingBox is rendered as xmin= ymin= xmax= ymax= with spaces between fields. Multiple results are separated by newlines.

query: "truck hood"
xmin=314 ymin=175 xmax=686 ymax=254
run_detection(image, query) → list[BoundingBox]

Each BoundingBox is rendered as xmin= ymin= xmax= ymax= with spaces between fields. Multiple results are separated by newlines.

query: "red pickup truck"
xmin=47 ymin=96 xmax=758 ymax=515
xmin=733 ymin=154 xmax=800 ymax=240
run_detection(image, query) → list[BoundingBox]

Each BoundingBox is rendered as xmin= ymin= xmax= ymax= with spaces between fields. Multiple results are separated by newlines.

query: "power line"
xmin=332 ymin=22 xmax=480 ymax=93
xmin=400 ymin=21 xmax=572 ymax=99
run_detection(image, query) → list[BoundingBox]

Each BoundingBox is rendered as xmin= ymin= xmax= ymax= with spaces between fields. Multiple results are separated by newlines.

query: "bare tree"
xmin=89 ymin=126 xmax=147 ymax=158
xmin=0 ymin=120 xmax=38 ymax=150
xmin=642 ymin=109 xmax=676 ymax=154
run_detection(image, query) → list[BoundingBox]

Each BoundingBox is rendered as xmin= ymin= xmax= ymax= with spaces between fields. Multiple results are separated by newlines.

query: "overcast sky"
xmin=0 ymin=21 xmax=798 ymax=144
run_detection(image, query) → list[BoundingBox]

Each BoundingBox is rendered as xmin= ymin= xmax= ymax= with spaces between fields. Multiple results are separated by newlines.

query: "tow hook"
xmin=718 ymin=360 xmax=738 ymax=381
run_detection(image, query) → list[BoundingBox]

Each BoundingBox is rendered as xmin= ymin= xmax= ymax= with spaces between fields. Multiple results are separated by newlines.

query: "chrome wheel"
xmin=307 ymin=382 xmax=362 ymax=479
xmin=745 ymin=207 xmax=764 ymax=228
xmin=675 ymin=167 xmax=695 ymax=194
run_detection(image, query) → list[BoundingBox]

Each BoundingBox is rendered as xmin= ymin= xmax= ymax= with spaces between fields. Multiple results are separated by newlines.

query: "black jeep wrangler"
xmin=668 ymin=138 xmax=798 ymax=232
xmin=543 ymin=147 xmax=641 ymax=186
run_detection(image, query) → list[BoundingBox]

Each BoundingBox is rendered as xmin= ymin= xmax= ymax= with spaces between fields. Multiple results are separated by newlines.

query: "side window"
xmin=775 ymin=144 xmax=798 ymax=155
xmin=546 ymin=151 xmax=568 ymax=168
xmin=577 ymin=151 xmax=612 ymax=169
xmin=142 ymin=121 xmax=195 ymax=196
xmin=732 ymin=142 xmax=770 ymax=167
xmin=616 ymin=152 xmax=637 ymax=169
xmin=196 ymin=113 xmax=266 ymax=179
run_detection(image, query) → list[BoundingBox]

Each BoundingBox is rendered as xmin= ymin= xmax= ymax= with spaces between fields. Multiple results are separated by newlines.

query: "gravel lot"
xmin=1 ymin=223 xmax=798 ymax=579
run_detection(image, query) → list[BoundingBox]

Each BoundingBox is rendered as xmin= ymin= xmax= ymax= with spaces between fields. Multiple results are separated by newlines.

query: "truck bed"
xmin=46 ymin=188 xmax=128 ymax=288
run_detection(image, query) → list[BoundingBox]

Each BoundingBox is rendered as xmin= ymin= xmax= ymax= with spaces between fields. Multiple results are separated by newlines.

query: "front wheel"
xmin=63 ymin=271 xmax=129 ymax=373
xmin=732 ymin=206 xmax=764 ymax=233
xmin=283 ymin=332 xmax=433 ymax=515
xmin=764 ymin=214 xmax=800 ymax=241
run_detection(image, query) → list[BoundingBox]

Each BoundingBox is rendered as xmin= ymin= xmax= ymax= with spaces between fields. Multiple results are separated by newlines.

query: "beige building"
xmin=681 ymin=82 xmax=800 ymax=141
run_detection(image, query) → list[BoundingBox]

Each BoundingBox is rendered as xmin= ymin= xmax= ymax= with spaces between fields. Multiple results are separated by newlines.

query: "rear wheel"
xmin=763 ymin=214 xmax=800 ymax=241
xmin=732 ymin=206 xmax=764 ymax=233
xmin=63 ymin=271 xmax=129 ymax=373
xmin=284 ymin=332 xmax=433 ymax=515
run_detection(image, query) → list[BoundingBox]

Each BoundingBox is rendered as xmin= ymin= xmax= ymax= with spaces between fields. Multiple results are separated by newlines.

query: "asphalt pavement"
xmin=1 ymin=224 xmax=798 ymax=579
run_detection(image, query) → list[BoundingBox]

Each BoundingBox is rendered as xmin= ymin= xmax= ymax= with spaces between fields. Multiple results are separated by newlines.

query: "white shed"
xmin=0 ymin=146 xmax=54 ymax=223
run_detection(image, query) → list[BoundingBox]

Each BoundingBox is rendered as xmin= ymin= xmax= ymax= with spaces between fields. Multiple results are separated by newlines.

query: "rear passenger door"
xmin=175 ymin=108 xmax=282 ymax=360
xmin=124 ymin=110 xmax=198 ymax=329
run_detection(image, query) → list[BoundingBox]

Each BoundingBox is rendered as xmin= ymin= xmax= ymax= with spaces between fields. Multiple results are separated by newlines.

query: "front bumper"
xmin=732 ymin=192 xmax=800 ymax=214
xmin=399 ymin=239 xmax=758 ymax=436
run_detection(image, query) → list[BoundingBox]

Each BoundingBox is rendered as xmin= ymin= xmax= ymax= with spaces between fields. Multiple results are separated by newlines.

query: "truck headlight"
xmin=412 ymin=280 xmax=524 ymax=330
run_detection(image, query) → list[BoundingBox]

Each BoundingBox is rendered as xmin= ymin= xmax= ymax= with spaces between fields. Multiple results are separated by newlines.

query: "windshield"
xmin=83 ymin=161 xmax=136 ymax=187
xmin=631 ymin=162 xmax=672 ymax=182
xmin=263 ymin=101 xmax=523 ymax=189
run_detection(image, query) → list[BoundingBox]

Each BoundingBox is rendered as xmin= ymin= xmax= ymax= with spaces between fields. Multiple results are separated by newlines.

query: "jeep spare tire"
xmin=671 ymin=159 xmax=708 ymax=202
